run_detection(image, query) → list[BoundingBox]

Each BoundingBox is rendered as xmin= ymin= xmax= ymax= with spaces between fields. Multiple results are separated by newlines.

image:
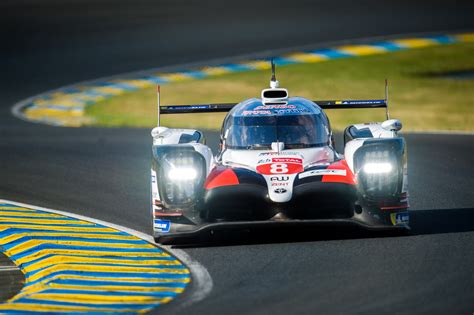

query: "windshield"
xmin=225 ymin=114 xmax=329 ymax=149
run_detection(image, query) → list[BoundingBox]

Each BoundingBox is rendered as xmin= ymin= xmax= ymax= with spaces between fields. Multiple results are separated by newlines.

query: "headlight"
xmin=363 ymin=162 xmax=393 ymax=174
xmin=354 ymin=139 xmax=405 ymax=200
xmin=156 ymin=149 xmax=206 ymax=207
xmin=168 ymin=167 xmax=198 ymax=181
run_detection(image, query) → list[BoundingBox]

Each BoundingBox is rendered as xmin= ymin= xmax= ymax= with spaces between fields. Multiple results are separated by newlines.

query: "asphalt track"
xmin=1 ymin=0 xmax=473 ymax=314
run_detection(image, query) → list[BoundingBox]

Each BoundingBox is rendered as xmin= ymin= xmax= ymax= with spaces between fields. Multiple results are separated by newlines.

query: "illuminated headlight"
xmin=363 ymin=162 xmax=393 ymax=174
xmin=353 ymin=139 xmax=405 ymax=200
xmin=156 ymin=150 xmax=206 ymax=207
xmin=168 ymin=167 xmax=198 ymax=181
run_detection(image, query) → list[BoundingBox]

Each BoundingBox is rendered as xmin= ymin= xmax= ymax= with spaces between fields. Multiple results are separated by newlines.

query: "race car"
xmin=150 ymin=63 xmax=409 ymax=244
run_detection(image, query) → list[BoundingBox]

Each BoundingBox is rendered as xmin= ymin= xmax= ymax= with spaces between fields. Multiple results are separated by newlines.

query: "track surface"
xmin=1 ymin=1 xmax=473 ymax=314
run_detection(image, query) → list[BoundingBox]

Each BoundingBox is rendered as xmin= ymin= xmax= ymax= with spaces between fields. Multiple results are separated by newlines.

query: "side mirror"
xmin=381 ymin=119 xmax=402 ymax=132
xmin=151 ymin=126 xmax=169 ymax=138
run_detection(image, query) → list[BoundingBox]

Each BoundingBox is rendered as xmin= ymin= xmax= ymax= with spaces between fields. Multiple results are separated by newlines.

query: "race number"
xmin=270 ymin=163 xmax=288 ymax=174
xmin=256 ymin=157 xmax=303 ymax=175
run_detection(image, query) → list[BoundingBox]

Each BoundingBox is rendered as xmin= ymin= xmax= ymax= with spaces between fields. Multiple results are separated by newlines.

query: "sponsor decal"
xmin=241 ymin=107 xmax=309 ymax=116
xmin=255 ymin=104 xmax=296 ymax=110
xmin=340 ymin=100 xmax=385 ymax=105
xmin=151 ymin=175 xmax=156 ymax=184
xmin=390 ymin=212 xmax=409 ymax=225
xmin=155 ymin=219 xmax=171 ymax=232
xmin=257 ymin=157 xmax=303 ymax=175
xmin=274 ymin=188 xmax=287 ymax=194
xmin=270 ymin=175 xmax=290 ymax=186
xmin=272 ymin=157 xmax=301 ymax=163
xmin=272 ymin=182 xmax=289 ymax=187
xmin=274 ymin=109 xmax=308 ymax=115
xmin=258 ymin=151 xmax=300 ymax=156
xmin=242 ymin=110 xmax=272 ymax=116
xmin=299 ymin=169 xmax=347 ymax=179
xmin=270 ymin=176 xmax=290 ymax=181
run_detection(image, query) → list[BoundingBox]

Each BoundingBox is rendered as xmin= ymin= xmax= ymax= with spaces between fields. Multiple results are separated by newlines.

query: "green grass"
xmin=85 ymin=43 xmax=474 ymax=131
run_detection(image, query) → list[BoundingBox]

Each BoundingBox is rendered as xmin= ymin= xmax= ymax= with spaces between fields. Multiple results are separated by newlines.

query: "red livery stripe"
xmin=321 ymin=159 xmax=356 ymax=185
xmin=205 ymin=167 xmax=240 ymax=189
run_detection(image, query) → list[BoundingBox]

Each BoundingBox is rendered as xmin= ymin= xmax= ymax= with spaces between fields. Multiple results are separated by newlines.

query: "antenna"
xmin=156 ymin=85 xmax=161 ymax=127
xmin=271 ymin=58 xmax=276 ymax=82
xmin=385 ymin=79 xmax=390 ymax=120
xmin=270 ymin=58 xmax=279 ymax=89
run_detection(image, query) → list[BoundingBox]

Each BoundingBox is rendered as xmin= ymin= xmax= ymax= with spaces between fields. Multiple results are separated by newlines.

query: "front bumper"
xmin=154 ymin=218 xmax=410 ymax=245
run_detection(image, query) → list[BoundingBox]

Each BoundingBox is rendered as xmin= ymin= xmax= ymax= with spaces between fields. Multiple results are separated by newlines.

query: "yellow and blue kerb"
xmin=0 ymin=203 xmax=190 ymax=314
xmin=19 ymin=32 xmax=474 ymax=127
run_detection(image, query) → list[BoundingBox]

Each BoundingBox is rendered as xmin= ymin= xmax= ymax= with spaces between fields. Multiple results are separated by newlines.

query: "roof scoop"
xmin=262 ymin=58 xmax=288 ymax=104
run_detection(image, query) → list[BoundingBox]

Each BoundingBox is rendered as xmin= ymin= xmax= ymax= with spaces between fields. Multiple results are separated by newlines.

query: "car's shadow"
xmin=171 ymin=208 xmax=474 ymax=248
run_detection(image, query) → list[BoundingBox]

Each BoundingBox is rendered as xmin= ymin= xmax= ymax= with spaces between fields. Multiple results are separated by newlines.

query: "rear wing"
xmin=155 ymin=80 xmax=390 ymax=126
xmin=159 ymin=99 xmax=387 ymax=114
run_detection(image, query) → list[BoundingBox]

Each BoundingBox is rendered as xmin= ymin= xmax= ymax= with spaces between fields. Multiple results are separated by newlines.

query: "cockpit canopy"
xmin=222 ymin=97 xmax=331 ymax=150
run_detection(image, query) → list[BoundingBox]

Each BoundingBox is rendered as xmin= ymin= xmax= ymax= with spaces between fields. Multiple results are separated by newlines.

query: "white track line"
xmin=0 ymin=198 xmax=213 ymax=307
xmin=0 ymin=266 xmax=20 ymax=272
xmin=163 ymin=247 xmax=214 ymax=307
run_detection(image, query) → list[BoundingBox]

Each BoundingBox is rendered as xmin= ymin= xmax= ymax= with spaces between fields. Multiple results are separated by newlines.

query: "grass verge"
xmin=85 ymin=42 xmax=474 ymax=131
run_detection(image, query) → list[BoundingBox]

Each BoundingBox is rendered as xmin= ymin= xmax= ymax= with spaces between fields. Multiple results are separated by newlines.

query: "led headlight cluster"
xmin=157 ymin=150 xmax=206 ymax=207
xmin=354 ymin=139 xmax=404 ymax=200
xmin=167 ymin=167 xmax=198 ymax=181
xmin=362 ymin=162 xmax=393 ymax=174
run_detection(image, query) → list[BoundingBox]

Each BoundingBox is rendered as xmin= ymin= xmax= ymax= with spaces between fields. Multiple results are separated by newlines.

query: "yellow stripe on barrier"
xmin=7 ymin=237 xmax=153 ymax=251
xmin=335 ymin=45 xmax=387 ymax=56
xmin=113 ymin=79 xmax=154 ymax=88
xmin=24 ymin=107 xmax=84 ymax=117
xmin=240 ymin=60 xmax=271 ymax=70
xmin=455 ymin=33 xmax=474 ymax=42
xmin=34 ymin=98 xmax=85 ymax=108
xmin=391 ymin=38 xmax=438 ymax=48
xmin=0 ymin=232 xmax=138 ymax=244
xmin=159 ymin=73 xmax=194 ymax=82
xmin=0 ymin=211 xmax=68 ymax=218
xmin=15 ymin=249 xmax=172 ymax=265
xmin=26 ymin=293 xmax=172 ymax=304
xmin=23 ymin=256 xmax=180 ymax=274
xmin=0 ymin=217 xmax=93 ymax=225
xmin=0 ymin=224 xmax=113 ymax=233
xmin=28 ymin=273 xmax=190 ymax=284
xmin=0 ymin=303 xmax=142 ymax=313
xmin=28 ymin=266 xmax=186 ymax=283
xmin=283 ymin=52 xmax=328 ymax=63
xmin=45 ymin=283 xmax=185 ymax=293
xmin=16 ymin=285 xmax=184 ymax=299
xmin=90 ymin=86 xmax=127 ymax=96
xmin=201 ymin=66 xmax=231 ymax=76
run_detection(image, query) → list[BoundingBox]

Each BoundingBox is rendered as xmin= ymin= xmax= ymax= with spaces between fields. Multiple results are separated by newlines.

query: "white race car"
xmin=150 ymin=63 xmax=408 ymax=244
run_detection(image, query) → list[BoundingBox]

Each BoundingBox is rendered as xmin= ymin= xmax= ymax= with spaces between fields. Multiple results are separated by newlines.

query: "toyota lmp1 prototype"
xmin=150 ymin=63 xmax=409 ymax=244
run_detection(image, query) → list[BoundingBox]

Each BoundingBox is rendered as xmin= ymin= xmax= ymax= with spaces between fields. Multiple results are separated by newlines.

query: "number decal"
xmin=256 ymin=157 xmax=303 ymax=175
xmin=270 ymin=163 xmax=288 ymax=174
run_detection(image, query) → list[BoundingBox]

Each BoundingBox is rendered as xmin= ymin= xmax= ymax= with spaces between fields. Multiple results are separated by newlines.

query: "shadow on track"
xmin=171 ymin=208 xmax=474 ymax=248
